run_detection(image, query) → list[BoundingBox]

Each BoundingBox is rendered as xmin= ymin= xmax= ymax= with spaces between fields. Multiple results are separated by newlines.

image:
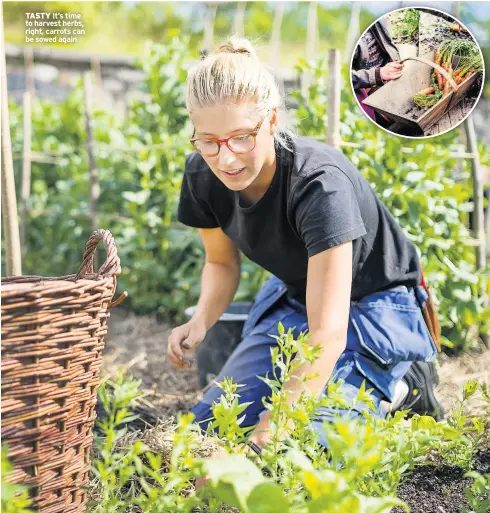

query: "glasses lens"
xmin=229 ymin=135 xmax=255 ymax=153
xmin=195 ymin=139 xmax=219 ymax=156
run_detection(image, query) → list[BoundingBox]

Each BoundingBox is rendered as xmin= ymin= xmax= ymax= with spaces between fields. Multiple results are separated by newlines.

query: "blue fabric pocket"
xmin=241 ymin=275 xmax=288 ymax=338
xmin=347 ymin=287 xmax=437 ymax=365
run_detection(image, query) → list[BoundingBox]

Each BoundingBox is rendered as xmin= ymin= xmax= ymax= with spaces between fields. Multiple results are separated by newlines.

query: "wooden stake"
xmin=302 ymin=1 xmax=318 ymax=98
xmin=464 ymin=117 xmax=489 ymax=346
xmin=83 ymin=72 xmax=99 ymax=269
xmin=343 ymin=2 xmax=361 ymax=64
xmin=1 ymin=6 xmax=22 ymax=276
xmin=269 ymin=3 xmax=284 ymax=67
xmin=202 ymin=2 xmax=218 ymax=56
xmin=327 ymin=49 xmax=341 ymax=149
xmin=24 ymin=45 xmax=35 ymax=97
xmin=233 ymin=2 xmax=246 ymax=37
xmin=90 ymin=54 xmax=102 ymax=106
xmin=21 ymin=91 xmax=32 ymax=254
xmin=91 ymin=55 xmax=102 ymax=90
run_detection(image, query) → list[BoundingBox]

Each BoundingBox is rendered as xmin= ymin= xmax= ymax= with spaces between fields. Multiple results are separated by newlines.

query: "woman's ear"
xmin=270 ymin=108 xmax=278 ymax=136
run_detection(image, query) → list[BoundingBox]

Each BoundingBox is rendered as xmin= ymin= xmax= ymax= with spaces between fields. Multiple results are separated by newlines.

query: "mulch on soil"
xmin=102 ymin=309 xmax=202 ymax=421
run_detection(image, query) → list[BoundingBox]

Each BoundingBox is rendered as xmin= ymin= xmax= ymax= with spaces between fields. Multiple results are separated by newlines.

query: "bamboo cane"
xmin=83 ymin=72 xmax=99 ymax=270
xmin=464 ymin=117 xmax=489 ymax=347
xmin=202 ymin=2 xmax=218 ymax=56
xmin=326 ymin=49 xmax=341 ymax=149
xmin=233 ymin=2 xmax=246 ymax=37
xmin=1 ymin=5 xmax=22 ymax=276
xmin=20 ymin=91 xmax=31 ymax=254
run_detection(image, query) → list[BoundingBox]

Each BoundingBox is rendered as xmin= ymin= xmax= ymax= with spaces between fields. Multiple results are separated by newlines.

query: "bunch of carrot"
xmin=413 ymin=84 xmax=442 ymax=108
xmin=433 ymin=40 xmax=482 ymax=96
xmin=412 ymin=40 xmax=481 ymax=109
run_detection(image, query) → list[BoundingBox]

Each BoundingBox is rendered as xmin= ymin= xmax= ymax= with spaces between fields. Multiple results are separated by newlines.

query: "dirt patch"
xmin=436 ymin=348 xmax=490 ymax=417
xmin=102 ymin=309 xmax=490 ymax=422
xmin=102 ymin=308 xmax=202 ymax=422
xmin=393 ymin=450 xmax=490 ymax=513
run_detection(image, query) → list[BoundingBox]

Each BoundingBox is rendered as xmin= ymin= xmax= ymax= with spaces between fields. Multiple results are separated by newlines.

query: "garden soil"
xmin=393 ymin=450 xmax=490 ymax=513
xmin=102 ymin=309 xmax=490 ymax=510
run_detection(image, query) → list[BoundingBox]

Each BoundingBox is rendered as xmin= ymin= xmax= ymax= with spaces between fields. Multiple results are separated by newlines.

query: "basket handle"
xmin=399 ymin=57 xmax=458 ymax=90
xmin=75 ymin=229 xmax=121 ymax=279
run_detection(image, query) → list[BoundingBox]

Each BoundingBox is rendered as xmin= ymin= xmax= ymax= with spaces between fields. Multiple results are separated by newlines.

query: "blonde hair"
xmin=186 ymin=35 xmax=294 ymax=151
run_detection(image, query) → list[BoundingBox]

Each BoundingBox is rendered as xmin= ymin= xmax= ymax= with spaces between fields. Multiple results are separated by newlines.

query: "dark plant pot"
xmin=184 ymin=302 xmax=251 ymax=388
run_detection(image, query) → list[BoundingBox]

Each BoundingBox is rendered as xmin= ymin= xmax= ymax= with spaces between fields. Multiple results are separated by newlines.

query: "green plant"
xmin=86 ymin=320 xmax=490 ymax=512
xmin=392 ymin=8 xmax=420 ymax=43
xmin=1 ymin=444 xmax=34 ymax=513
xmin=196 ymin=324 xmax=412 ymax=513
xmin=89 ymin=370 xmax=206 ymax=512
xmin=442 ymin=380 xmax=487 ymax=470
xmin=464 ymin=471 xmax=490 ymax=513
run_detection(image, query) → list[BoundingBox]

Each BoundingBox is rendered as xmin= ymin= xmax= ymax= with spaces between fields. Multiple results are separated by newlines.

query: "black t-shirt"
xmin=177 ymin=137 xmax=421 ymax=304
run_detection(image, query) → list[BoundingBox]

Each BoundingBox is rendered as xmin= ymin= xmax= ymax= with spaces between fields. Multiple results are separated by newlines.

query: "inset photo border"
xmin=350 ymin=7 xmax=485 ymax=138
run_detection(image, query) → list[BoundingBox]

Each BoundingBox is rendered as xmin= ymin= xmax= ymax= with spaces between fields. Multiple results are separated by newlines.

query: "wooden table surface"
xmin=424 ymin=97 xmax=475 ymax=136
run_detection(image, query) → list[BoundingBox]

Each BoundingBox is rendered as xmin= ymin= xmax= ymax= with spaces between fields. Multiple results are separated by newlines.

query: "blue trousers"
xmin=191 ymin=275 xmax=438 ymax=447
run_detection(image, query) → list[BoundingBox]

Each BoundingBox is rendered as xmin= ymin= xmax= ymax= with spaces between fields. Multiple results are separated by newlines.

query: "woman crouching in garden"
xmin=168 ymin=36 xmax=443 ymax=458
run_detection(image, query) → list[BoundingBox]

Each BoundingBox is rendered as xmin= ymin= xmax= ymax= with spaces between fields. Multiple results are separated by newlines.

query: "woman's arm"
xmin=352 ymin=68 xmax=377 ymax=90
xmin=167 ymin=227 xmax=241 ymax=368
xmin=249 ymin=240 xmax=353 ymax=446
xmin=193 ymin=227 xmax=241 ymax=330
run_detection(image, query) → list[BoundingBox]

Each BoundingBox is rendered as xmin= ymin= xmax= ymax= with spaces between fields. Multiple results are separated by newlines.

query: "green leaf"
xmin=247 ymin=482 xmax=290 ymax=513
xmin=205 ymin=455 xmax=266 ymax=511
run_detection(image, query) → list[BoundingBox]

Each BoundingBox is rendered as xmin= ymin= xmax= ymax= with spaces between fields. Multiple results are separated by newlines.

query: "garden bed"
xmin=99 ymin=309 xmax=490 ymax=512
xmin=104 ymin=308 xmax=490 ymax=420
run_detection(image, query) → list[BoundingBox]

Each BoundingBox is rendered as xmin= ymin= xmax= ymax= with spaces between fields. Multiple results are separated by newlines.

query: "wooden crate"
xmin=362 ymin=52 xmax=481 ymax=135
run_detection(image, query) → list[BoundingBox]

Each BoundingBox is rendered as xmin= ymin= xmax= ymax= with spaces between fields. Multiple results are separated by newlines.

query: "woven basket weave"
xmin=1 ymin=229 xmax=125 ymax=513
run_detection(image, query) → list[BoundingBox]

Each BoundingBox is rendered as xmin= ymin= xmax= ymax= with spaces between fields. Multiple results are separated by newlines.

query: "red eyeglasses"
xmin=190 ymin=111 xmax=269 ymax=157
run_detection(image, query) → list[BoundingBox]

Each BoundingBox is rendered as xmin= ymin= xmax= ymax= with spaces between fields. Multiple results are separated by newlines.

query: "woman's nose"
xmin=218 ymin=143 xmax=237 ymax=168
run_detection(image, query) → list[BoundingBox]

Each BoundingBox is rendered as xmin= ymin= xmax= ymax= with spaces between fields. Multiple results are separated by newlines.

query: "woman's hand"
xmin=195 ymin=445 xmax=229 ymax=490
xmin=167 ymin=318 xmax=207 ymax=369
xmin=380 ymin=61 xmax=404 ymax=81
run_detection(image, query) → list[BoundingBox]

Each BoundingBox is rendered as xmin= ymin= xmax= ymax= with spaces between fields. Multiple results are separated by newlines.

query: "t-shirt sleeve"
xmin=177 ymin=159 xmax=220 ymax=229
xmin=293 ymin=166 xmax=367 ymax=257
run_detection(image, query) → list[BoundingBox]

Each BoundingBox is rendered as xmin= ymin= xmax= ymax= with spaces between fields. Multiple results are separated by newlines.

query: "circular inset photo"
xmin=350 ymin=7 xmax=485 ymax=138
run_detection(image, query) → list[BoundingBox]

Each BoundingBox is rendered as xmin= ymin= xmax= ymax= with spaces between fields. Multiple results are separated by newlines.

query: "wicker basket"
xmin=1 ymin=229 xmax=125 ymax=513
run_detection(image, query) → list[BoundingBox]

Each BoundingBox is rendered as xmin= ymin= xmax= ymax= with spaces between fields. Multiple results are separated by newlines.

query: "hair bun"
xmin=215 ymin=36 xmax=257 ymax=59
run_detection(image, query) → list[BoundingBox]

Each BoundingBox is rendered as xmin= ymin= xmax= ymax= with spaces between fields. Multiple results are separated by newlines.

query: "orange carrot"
xmin=453 ymin=69 xmax=461 ymax=77
xmin=437 ymin=72 xmax=444 ymax=90
xmin=455 ymin=76 xmax=464 ymax=85
xmin=416 ymin=87 xmax=436 ymax=95
xmin=443 ymin=77 xmax=451 ymax=96
xmin=461 ymin=67 xmax=476 ymax=79
xmin=440 ymin=62 xmax=447 ymax=89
